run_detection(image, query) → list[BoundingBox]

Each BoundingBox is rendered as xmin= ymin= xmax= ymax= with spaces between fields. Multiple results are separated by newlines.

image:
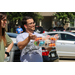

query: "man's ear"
xmin=24 ymin=25 xmax=27 ymax=29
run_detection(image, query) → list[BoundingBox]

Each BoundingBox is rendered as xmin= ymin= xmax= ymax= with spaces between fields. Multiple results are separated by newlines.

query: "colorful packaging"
xmin=34 ymin=34 xmax=59 ymax=47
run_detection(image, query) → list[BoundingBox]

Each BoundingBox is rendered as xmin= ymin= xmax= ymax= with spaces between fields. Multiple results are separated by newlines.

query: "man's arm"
xmin=44 ymin=47 xmax=52 ymax=51
xmin=17 ymin=36 xmax=30 ymax=50
xmin=17 ymin=33 xmax=37 ymax=50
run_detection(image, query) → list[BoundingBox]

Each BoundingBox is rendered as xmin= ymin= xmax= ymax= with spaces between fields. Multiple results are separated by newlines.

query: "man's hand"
xmin=29 ymin=33 xmax=37 ymax=40
xmin=44 ymin=47 xmax=52 ymax=51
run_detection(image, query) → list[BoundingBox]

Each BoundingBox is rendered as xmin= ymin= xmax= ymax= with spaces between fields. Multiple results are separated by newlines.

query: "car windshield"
xmin=35 ymin=27 xmax=44 ymax=33
xmin=6 ymin=32 xmax=18 ymax=38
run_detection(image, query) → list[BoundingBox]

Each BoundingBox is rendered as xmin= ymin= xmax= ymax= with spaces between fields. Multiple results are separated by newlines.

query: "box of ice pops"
xmin=34 ymin=34 xmax=59 ymax=47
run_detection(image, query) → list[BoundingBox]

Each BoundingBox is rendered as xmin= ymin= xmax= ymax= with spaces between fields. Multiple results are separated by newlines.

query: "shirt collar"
xmin=25 ymin=32 xmax=34 ymax=34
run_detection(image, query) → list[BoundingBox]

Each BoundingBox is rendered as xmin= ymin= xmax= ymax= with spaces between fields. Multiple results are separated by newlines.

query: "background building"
xmin=7 ymin=12 xmax=69 ymax=32
xmin=38 ymin=12 xmax=56 ymax=30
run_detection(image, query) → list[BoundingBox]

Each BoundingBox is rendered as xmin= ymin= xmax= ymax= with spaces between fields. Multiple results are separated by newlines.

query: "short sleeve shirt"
xmin=16 ymin=32 xmax=43 ymax=62
xmin=16 ymin=28 xmax=23 ymax=34
xmin=0 ymin=32 xmax=12 ymax=62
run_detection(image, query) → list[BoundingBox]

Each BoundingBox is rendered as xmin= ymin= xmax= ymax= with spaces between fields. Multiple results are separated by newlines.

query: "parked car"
xmin=42 ymin=47 xmax=59 ymax=62
xmin=66 ymin=27 xmax=75 ymax=33
xmin=5 ymin=32 xmax=59 ymax=62
xmin=35 ymin=26 xmax=45 ymax=33
xmin=43 ymin=31 xmax=75 ymax=59
xmin=52 ymin=27 xmax=65 ymax=31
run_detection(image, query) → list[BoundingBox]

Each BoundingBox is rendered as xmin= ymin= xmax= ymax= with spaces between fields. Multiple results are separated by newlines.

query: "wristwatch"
xmin=5 ymin=52 xmax=10 ymax=57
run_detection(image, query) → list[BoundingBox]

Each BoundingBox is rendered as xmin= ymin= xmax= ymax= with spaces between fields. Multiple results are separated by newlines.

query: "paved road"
xmin=59 ymin=60 xmax=75 ymax=62
xmin=53 ymin=58 xmax=75 ymax=62
xmin=59 ymin=58 xmax=75 ymax=62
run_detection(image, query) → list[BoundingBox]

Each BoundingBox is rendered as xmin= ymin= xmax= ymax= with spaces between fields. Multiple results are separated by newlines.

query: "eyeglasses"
xmin=27 ymin=22 xmax=36 ymax=25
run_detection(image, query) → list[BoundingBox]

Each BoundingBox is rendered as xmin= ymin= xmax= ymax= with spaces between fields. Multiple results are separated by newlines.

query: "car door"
xmin=57 ymin=33 xmax=75 ymax=57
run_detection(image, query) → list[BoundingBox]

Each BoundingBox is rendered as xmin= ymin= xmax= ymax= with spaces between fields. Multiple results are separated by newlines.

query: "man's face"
xmin=1 ymin=16 xmax=7 ymax=28
xmin=19 ymin=26 xmax=21 ymax=28
xmin=25 ymin=19 xmax=35 ymax=31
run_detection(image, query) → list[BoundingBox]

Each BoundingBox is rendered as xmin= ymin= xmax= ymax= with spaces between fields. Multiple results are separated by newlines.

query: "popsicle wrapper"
xmin=34 ymin=34 xmax=59 ymax=47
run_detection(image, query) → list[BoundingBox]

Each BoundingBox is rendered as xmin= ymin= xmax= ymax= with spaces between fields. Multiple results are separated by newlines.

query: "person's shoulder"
xmin=34 ymin=32 xmax=43 ymax=37
xmin=21 ymin=28 xmax=23 ymax=30
xmin=17 ymin=33 xmax=22 ymax=37
xmin=34 ymin=32 xmax=39 ymax=34
xmin=5 ymin=32 xmax=7 ymax=35
xmin=5 ymin=32 xmax=8 ymax=36
xmin=17 ymin=32 xmax=28 ymax=37
xmin=5 ymin=32 xmax=9 ymax=36
xmin=20 ymin=28 xmax=22 ymax=29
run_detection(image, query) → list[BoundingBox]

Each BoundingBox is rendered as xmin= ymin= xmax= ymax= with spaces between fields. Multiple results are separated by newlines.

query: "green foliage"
xmin=54 ymin=12 xmax=75 ymax=25
xmin=54 ymin=12 xmax=75 ymax=21
xmin=6 ymin=12 xmax=43 ymax=21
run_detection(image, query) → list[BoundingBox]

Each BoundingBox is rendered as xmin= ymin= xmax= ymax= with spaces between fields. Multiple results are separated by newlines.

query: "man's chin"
xmin=32 ymin=28 xmax=35 ymax=31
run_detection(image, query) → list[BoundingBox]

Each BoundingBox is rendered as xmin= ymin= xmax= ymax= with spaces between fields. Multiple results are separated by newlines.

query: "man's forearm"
xmin=44 ymin=47 xmax=52 ymax=51
xmin=17 ymin=36 xmax=30 ymax=50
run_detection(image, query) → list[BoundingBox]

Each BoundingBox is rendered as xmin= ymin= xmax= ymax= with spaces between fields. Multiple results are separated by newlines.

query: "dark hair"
xmin=0 ymin=12 xmax=7 ymax=46
xmin=22 ymin=16 xmax=33 ymax=26
xmin=0 ymin=12 xmax=6 ymax=20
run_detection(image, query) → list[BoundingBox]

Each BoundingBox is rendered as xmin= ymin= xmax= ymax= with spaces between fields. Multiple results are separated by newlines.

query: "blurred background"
xmin=6 ymin=12 xmax=75 ymax=33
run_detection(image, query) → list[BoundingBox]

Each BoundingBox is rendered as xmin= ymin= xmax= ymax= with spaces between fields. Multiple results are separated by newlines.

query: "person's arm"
xmin=17 ymin=36 xmax=30 ymax=50
xmin=20 ymin=31 xmax=23 ymax=33
xmin=5 ymin=33 xmax=14 ymax=59
xmin=44 ymin=47 xmax=52 ymax=51
xmin=20 ymin=28 xmax=23 ymax=33
xmin=5 ymin=42 xmax=14 ymax=58
xmin=17 ymin=33 xmax=37 ymax=50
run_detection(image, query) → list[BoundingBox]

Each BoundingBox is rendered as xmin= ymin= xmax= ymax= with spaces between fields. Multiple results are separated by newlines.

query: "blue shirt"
xmin=16 ymin=32 xmax=43 ymax=62
xmin=16 ymin=28 xmax=23 ymax=34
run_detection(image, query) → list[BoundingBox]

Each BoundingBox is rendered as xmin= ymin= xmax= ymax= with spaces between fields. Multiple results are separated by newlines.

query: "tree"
xmin=7 ymin=12 xmax=43 ymax=22
xmin=6 ymin=12 xmax=44 ymax=32
xmin=54 ymin=12 xmax=75 ymax=25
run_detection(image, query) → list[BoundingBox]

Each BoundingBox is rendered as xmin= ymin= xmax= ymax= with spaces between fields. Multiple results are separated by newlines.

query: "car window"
xmin=70 ymin=28 xmax=75 ymax=30
xmin=48 ymin=33 xmax=57 ymax=36
xmin=61 ymin=33 xmax=75 ymax=41
xmin=7 ymin=34 xmax=18 ymax=38
xmin=35 ymin=27 xmax=44 ymax=33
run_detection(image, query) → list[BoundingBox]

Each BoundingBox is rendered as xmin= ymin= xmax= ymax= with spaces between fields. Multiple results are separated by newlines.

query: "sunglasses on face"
xmin=27 ymin=22 xmax=36 ymax=25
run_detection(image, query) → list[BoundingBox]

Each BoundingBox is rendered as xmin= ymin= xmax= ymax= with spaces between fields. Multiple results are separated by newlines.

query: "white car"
xmin=43 ymin=31 xmax=75 ymax=59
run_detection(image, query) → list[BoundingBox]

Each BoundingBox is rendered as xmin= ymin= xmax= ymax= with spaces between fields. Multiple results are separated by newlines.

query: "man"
xmin=16 ymin=25 xmax=23 ymax=34
xmin=16 ymin=16 xmax=52 ymax=62
xmin=0 ymin=12 xmax=13 ymax=62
